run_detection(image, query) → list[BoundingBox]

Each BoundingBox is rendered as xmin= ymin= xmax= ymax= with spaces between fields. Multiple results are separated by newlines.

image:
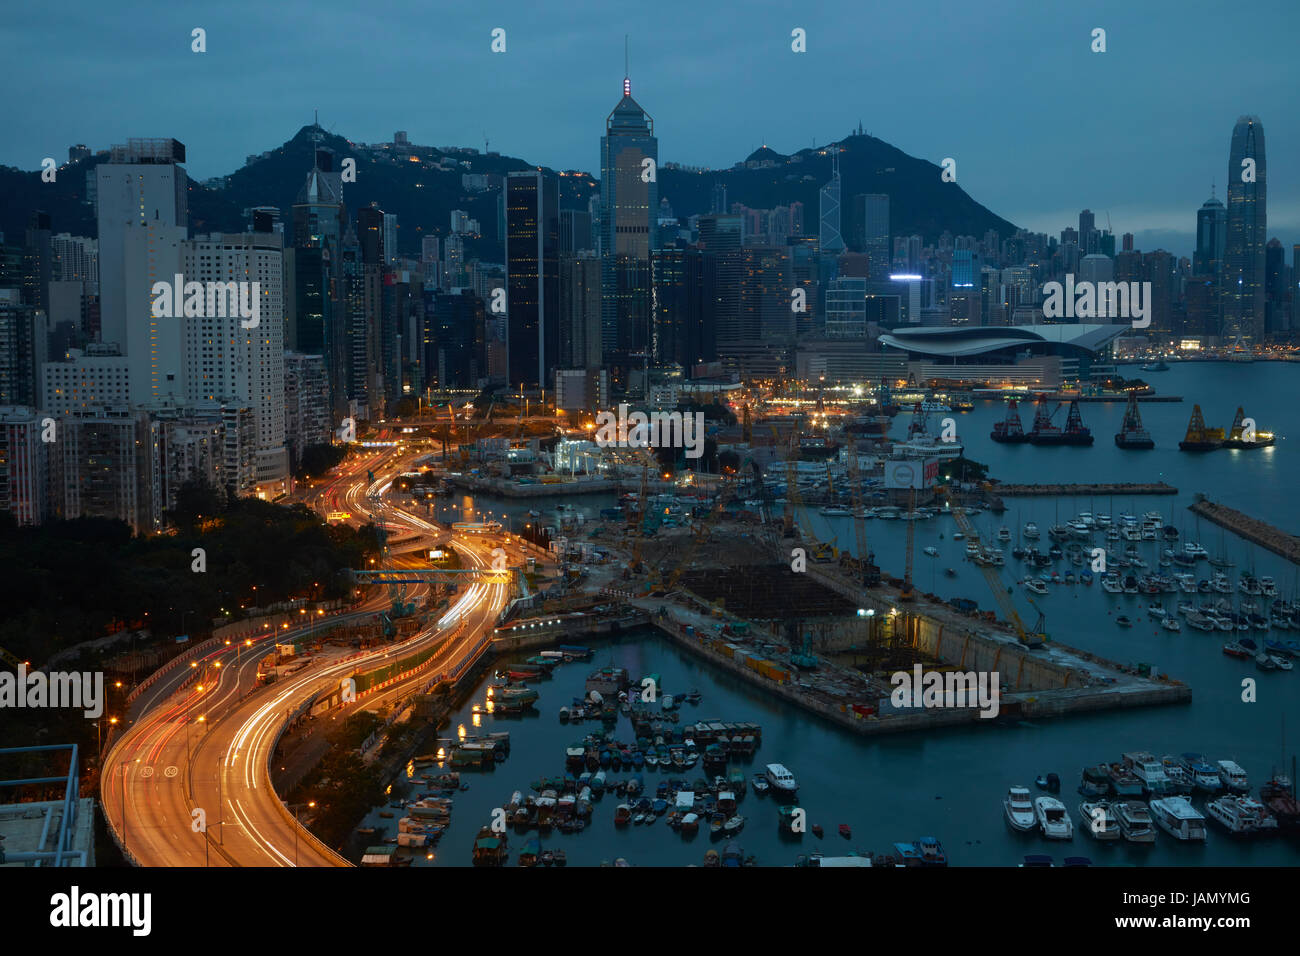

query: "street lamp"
xmin=288 ymin=800 xmax=317 ymax=867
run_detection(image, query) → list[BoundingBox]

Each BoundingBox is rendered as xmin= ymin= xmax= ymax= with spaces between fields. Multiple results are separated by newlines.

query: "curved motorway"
xmin=101 ymin=443 xmax=514 ymax=866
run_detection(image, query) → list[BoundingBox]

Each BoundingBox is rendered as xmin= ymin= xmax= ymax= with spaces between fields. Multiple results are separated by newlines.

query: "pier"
xmin=1189 ymin=496 xmax=1300 ymax=565
xmin=993 ymin=481 xmax=1178 ymax=497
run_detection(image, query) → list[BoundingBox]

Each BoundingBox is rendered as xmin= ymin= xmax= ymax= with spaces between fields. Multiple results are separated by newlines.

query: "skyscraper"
xmin=95 ymin=139 xmax=188 ymax=405
xmin=853 ymin=193 xmax=890 ymax=278
xmin=505 ymin=170 xmax=559 ymax=388
xmin=1224 ymin=116 xmax=1267 ymax=344
xmin=600 ymin=73 xmax=657 ymax=392
xmin=1194 ymin=188 xmax=1226 ymax=283
xmin=819 ymin=147 xmax=844 ymax=254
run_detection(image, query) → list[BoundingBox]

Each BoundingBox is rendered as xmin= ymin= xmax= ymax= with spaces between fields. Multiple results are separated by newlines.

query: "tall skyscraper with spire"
xmin=819 ymin=146 xmax=844 ymax=253
xmin=599 ymin=66 xmax=657 ymax=395
xmin=1223 ymin=116 xmax=1266 ymax=344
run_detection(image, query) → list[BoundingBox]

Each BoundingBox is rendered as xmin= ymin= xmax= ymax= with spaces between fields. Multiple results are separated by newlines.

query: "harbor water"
xmin=362 ymin=362 xmax=1300 ymax=866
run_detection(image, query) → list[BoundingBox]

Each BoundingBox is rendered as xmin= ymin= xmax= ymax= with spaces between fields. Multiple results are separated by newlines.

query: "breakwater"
xmin=993 ymin=482 xmax=1178 ymax=496
xmin=1189 ymin=496 xmax=1300 ymax=565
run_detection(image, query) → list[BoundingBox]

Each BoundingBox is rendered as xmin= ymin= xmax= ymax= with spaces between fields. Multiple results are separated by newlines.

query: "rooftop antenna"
xmin=623 ymin=35 xmax=631 ymax=96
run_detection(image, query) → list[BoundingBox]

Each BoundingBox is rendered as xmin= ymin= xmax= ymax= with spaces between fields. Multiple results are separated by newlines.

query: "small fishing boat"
xmin=1116 ymin=616 xmax=1134 ymax=628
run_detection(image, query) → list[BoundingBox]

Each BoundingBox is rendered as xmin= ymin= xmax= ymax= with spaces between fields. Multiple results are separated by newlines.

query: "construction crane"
xmin=0 ymin=645 xmax=26 ymax=670
xmin=657 ymin=463 xmax=745 ymax=594
xmin=939 ymin=486 xmax=1047 ymax=648
xmin=840 ymin=433 xmax=880 ymax=586
xmin=900 ymin=487 xmax=918 ymax=601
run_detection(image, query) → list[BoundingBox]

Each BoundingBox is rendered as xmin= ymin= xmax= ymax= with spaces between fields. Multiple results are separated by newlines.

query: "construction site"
xmin=514 ymin=430 xmax=1195 ymax=736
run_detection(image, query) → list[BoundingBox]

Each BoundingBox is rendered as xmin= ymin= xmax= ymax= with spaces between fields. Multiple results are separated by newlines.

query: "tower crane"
xmin=938 ymin=486 xmax=1047 ymax=648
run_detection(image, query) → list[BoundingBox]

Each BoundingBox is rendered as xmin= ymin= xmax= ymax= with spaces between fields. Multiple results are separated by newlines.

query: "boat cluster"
xmin=1007 ymin=751 xmax=1300 ymax=844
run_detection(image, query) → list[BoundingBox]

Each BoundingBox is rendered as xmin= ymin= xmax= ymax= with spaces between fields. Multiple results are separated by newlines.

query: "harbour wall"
xmin=993 ymin=482 xmax=1178 ymax=497
xmin=1189 ymin=497 xmax=1300 ymax=565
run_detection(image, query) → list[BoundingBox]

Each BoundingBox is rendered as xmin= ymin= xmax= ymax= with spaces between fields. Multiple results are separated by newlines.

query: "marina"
xmin=358 ymin=362 xmax=1300 ymax=867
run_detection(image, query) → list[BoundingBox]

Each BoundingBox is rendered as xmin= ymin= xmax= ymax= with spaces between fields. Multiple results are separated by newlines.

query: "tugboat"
xmin=1179 ymin=405 xmax=1225 ymax=451
xmin=1027 ymin=396 xmax=1094 ymax=446
xmin=990 ymin=399 xmax=1031 ymax=443
xmin=1114 ymin=392 xmax=1155 ymax=449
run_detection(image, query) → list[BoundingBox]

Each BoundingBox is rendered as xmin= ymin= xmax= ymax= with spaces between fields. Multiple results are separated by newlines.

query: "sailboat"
xmin=1209 ymin=528 xmax=1234 ymax=569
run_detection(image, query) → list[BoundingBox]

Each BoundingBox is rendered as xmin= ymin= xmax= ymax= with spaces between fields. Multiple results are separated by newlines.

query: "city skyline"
xmin=4 ymin=1 xmax=1298 ymax=259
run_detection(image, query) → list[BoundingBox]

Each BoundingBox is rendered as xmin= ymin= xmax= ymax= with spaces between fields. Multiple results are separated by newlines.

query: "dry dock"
xmin=1189 ymin=496 xmax=1300 ymax=565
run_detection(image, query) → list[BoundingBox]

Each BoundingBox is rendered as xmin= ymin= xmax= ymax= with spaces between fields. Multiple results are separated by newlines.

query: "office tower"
xmin=819 ymin=147 xmax=844 ymax=256
xmin=852 ymin=193 xmax=890 ymax=278
xmin=1264 ymin=238 xmax=1287 ymax=336
xmin=0 ymin=405 xmax=53 ymax=525
xmin=1122 ymin=233 xmax=1134 ymax=253
xmin=558 ymin=252 xmax=601 ymax=369
xmin=952 ymin=249 xmax=977 ymax=289
xmin=1224 ymin=116 xmax=1267 ymax=343
xmin=600 ymin=74 xmax=657 ymax=392
xmin=289 ymin=155 xmax=346 ymax=422
xmin=425 ymin=289 xmax=486 ymax=388
xmin=1078 ymin=254 xmax=1115 ymax=317
xmin=0 ymin=288 xmax=45 ymax=405
xmin=825 ymin=276 xmax=868 ymax=337
xmin=23 ymin=211 xmax=53 ymax=313
xmin=1079 ymin=210 xmax=1098 ymax=255
xmin=711 ymin=182 xmax=728 ymax=215
xmin=697 ymin=214 xmax=743 ymax=345
xmin=444 ymin=235 xmax=465 ymax=287
xmin=651 ymin=247 xmax=716 ymax=369
xmin=358 ymin=205 xmax=386 ymax=264
xmin=1142 ymin=250 xmax=1174 ymax=333
xmin=739 ymin=245 xmax=793 ymax=340
xmin=1194 ymin=188 xmax=1227 ymax=277
xmin=182 ymin=232 xmax=287 ymax=487
xmin=421 ymin=235 xmax=441 ymax=280
xmin=505 ymin=170 xmax=560 ymax=388
xmin=95 ymin=140 xmax=188 ymax=395
xmin=560 ymin=209 xmax=593 ymax=254
xmin=383 ymin=213 xmax=399 ymax=266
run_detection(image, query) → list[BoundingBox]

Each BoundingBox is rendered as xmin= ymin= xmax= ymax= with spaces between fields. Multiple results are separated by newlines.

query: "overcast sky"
xmin=6 ymin=0 xmax=1297 ymax=258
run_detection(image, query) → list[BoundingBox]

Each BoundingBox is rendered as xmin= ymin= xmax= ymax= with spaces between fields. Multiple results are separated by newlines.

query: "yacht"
xmin=1205 ymin=795 xmax=1267 ymax=836
xmin=997 ymin=526 xmax=1012 ymax=541
xmin=1183 ymin=542 xmax=1209 ymax=560
xmin=1023 ymin=522 xmax=1040 ymax=540
xmin=1260 ymin=576 xmax=1279 ymax=597
xmin=1216 ymin=760 xmax=1249 ymax=794
xmin=1004 ymin=785 xmax=1037 ymax=832
xmin=1101 ymin=574 xmax=1123 ymax=594
xmin=1178 ymin=754 xmax=1222 ymax=792
xmin=1149 ymin=797 xmax=1208 ymax=841
xmin=1185 ymin=612 xmax=1217 ymax=633
xmin=1115 ymin=801 xmax=1157 ymax=843
xmin=1025 ymin=578 xmax=1049 ymax=595
xmin=1078 ymin=800 xmax=1121 ymax=841
xmin=922 ymin=546 xmax=939 ymax=557
xmin=1161 ymin=617 xmax=1182 ymax=633
xmin=1123 ymin=752 xmax=1174 ymax=796
xmin=1034 ymin=796 xmax=1074 ymax=840
xmin=764 ymin=763 xmax=798 ymax=795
